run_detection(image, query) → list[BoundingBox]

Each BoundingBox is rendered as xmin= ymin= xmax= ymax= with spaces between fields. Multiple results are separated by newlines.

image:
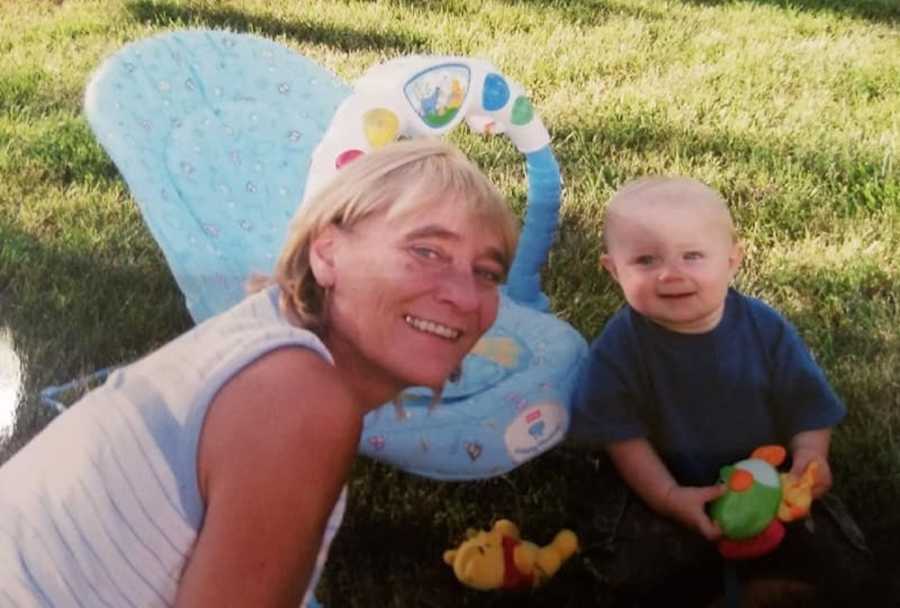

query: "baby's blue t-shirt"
xmin=570 ymin=289 xmax=846 ymax=485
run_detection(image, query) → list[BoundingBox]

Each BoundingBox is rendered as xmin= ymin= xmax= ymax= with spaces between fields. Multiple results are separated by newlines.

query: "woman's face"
xmin=314 ymin=198 xmax=509 ymax=404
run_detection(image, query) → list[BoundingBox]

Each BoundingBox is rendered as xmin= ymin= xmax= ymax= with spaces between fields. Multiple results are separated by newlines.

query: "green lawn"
xmin=1 ymin=0 xmax=898 ymax=605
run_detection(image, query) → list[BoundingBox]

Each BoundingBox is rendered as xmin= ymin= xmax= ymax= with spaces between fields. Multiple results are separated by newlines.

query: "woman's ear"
xmin=309 ymin=225 xmax=339 ymax=288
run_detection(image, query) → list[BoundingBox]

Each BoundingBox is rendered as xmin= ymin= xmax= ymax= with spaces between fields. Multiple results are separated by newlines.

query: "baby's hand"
xmin=790 ymin=450 xmax=832 ymax=499
xmin=662 ymin=484 xmax=726 ymax=541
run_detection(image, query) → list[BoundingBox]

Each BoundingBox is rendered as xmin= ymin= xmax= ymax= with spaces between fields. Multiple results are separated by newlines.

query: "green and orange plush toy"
xmin=710 ymin=445 xmax=819 ymax=560
xmin=443 ymin=519 xmax=579 ymax=591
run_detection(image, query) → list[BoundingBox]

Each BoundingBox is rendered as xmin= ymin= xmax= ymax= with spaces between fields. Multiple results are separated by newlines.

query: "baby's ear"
xmin=600 ymin=254 xmax=619 ymax=282
xmin=728 ymin=242 xmax=744 ymax=276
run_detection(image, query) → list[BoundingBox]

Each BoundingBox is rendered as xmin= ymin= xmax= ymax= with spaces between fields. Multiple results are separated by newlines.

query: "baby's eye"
xmin=634 ymin=255 xmax=656 ymax=266
xmin=684 ymin=251 xmax=704 ymax=261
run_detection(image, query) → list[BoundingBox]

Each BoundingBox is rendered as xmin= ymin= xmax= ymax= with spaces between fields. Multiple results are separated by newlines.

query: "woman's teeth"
xmin=404 ymin=315 xmax=460 ymax=340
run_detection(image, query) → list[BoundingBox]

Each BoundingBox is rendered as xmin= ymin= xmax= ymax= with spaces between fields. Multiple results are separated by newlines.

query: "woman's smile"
xmin=403 ymin=314 xmax=462 ymax=341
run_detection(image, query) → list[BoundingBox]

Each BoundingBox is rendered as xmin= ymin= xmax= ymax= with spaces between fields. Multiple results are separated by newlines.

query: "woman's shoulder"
xmin=228 ymin=347 xmax=359 ymax=432
xmin=200 ymin=347 xmax=361 ymax=480
xmin=236 ymin=346 xmax=342 ymax=389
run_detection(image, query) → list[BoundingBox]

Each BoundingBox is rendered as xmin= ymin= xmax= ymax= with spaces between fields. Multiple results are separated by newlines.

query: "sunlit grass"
xmin=1 ymin=0 xmax=898 ymax=604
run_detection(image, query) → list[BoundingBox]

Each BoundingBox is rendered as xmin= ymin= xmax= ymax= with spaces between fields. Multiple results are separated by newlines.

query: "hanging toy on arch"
xmin=303 ymin=57 xmax=551 ymax=202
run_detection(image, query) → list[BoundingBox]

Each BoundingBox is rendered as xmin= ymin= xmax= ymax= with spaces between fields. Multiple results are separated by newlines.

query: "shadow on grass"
xmin=345 ymin=0 xmax=484 ymax=18
xmin=433 ymin=0 xmax=897 ymax=25
xmin=0 ymin=218 xmax=192 ymax=465
xmin=493 ymin=0 xmax=666 ymax=24
xmin=124 ymin=0 xmax=430 ymax=54
xmin=322 ymin=448 xmax=617 ymax=607
xmin=763 ymin=261 xmax=900 ymax=494
xmin=677 ymin=0 xmax=899 ymax=24
xmin=543 ymin=209 xmax=619 ymax=337
xmin=776 ymin=279 xmax=900 ymax=599
xmin=326 ymin=0 xmax=665 ymax=25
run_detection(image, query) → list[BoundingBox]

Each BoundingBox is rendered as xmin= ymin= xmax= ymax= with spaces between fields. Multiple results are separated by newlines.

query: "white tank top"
xmin=0 ymin=286 xmax=345 ymax=607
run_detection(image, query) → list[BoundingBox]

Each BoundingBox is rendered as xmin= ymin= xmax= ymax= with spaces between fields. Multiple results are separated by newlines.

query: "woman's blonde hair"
xmin=253 ymin=138 xmax=519 ymax=334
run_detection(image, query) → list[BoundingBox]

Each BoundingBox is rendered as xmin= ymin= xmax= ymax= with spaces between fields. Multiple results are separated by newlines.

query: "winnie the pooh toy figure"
xmin=443 ymin=519 xmax=578 ymax=591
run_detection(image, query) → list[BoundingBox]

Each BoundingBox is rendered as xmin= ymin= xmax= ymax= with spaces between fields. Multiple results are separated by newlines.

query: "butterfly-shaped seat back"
xmin=84 ymin=30 xmax=349 ymax=321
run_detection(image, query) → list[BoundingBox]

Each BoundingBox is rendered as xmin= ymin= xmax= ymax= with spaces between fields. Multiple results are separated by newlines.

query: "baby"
xmin=571 ymin=176 xmax=871 ymax=606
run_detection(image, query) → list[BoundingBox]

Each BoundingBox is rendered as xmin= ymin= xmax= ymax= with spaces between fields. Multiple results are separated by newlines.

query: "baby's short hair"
xmin=601 ymin=175 xmax=734 ymax=252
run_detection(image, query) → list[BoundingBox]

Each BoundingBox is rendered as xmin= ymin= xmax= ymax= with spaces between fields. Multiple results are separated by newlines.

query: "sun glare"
xmin=0 ymin=328 xmax=22 ymax=437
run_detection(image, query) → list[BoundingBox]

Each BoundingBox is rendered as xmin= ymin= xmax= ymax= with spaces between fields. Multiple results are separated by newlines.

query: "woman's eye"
xmin=411 ymin=246 xmax=441 ymax=260
xmin=475 ymin=267 xmax=503 ymax=284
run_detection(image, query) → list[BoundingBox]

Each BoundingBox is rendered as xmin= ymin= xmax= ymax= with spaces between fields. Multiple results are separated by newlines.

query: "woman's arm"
xmin=607 ymin=438 xmax=724 ymax=540
xmin=176 ymin=347 xmax=361 ymax=607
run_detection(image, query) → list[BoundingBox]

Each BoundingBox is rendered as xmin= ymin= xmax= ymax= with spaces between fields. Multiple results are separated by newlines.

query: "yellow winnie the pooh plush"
xmin=442 ymin=519 xmax=578 ymax=591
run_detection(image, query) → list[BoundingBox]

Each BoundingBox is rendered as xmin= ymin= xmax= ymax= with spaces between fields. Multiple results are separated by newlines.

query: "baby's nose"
xmin=657 ymin=263 xmax=683 ymax=282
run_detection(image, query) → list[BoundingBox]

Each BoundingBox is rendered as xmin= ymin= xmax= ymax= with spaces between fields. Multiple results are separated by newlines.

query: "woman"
xmin=0 ymin=139 xmax=520 ymax=607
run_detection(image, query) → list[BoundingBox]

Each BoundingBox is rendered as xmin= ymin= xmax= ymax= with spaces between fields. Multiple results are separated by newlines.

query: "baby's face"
xmin=602 ymin=183 xmax=742 ymax=334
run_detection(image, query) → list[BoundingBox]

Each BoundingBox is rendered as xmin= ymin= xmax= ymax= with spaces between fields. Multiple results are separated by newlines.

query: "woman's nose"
xmin=437 ymin=268 xmax=482 ymax=312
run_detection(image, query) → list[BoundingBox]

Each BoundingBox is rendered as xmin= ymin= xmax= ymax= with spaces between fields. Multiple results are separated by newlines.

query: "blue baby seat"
xmin=77 ymin=29 xmax=587 ymax=480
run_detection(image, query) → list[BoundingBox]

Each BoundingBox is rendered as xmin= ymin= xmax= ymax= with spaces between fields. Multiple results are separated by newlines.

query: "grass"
xmin=1 ymin=0 xmax=898 ymax=604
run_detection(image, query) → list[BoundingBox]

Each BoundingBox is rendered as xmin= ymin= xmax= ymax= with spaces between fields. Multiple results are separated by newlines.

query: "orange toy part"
xmin=728 ymin=469 xmax=754 ymax=492
xmin=750 ymin=445 xmax=787 ymax=467
xmin=778 ymin=461 xmax=819 ymax=522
